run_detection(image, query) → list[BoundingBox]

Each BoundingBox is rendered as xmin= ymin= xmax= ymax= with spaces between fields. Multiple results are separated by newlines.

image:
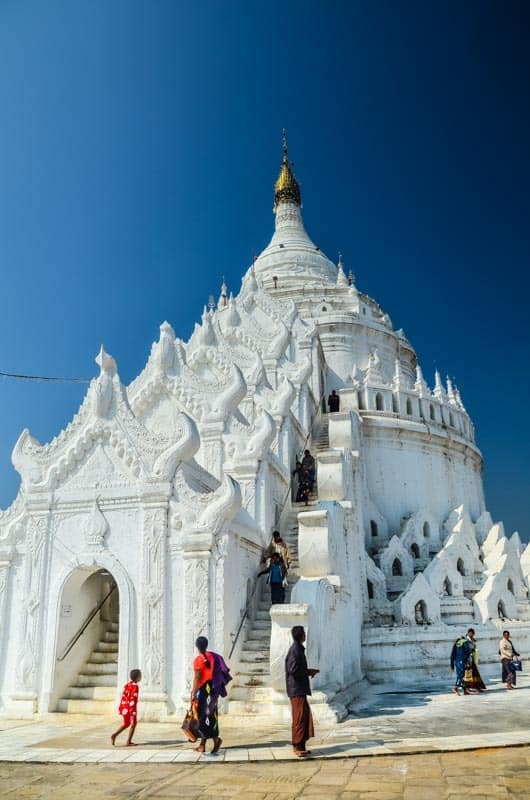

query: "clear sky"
xmin=0 ymin=1 xmax=529 ymax=537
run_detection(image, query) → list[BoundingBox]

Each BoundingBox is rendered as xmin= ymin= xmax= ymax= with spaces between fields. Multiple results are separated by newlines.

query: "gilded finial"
xmin=274 ymin=129 xmax=301 ymax=211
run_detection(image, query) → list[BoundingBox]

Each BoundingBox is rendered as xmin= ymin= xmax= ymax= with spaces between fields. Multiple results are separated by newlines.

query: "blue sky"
xmin=0 ymin=1 xmax=529 ymax=537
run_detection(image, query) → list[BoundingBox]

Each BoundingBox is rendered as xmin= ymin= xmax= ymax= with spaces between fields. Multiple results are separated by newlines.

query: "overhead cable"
xmin=0 ymin=371 xmax=91 ymax=384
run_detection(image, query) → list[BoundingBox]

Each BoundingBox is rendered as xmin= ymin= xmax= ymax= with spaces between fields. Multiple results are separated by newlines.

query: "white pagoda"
xmin=0 ymin=134 xmax=528 ymax=721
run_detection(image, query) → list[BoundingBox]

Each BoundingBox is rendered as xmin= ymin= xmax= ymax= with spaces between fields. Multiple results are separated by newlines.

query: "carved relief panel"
xmin=15 ymin=515 xmax=49 ymax=697
xmin=141 ymin=507 xmax=168 ymax=694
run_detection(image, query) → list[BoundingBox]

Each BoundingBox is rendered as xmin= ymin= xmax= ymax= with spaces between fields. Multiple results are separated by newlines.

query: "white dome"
xmin=254 ymin=202 xmax=337 ymax=289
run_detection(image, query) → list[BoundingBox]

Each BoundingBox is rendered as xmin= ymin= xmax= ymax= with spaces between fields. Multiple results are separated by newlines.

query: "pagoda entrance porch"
xmin=51 ymin=567 xmax=120 ymax=714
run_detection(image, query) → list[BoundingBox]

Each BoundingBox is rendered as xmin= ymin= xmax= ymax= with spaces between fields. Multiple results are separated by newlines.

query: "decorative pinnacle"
xmin=336 ymin=252 xmax=349 ymax=286
xmin=95 ymin=345 xmax=117 ymax=376
xmin=218 ymin=277 xmax=228 ymax=309
xmin=433 ymin=369 xmax=445 ymax=400
xmin=274 ymin=129 xmax=301 ymax=211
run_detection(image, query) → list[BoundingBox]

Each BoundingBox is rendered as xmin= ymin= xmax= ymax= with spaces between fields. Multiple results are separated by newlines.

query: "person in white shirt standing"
xmin=499 ymin=630 xmax=520 ymax=689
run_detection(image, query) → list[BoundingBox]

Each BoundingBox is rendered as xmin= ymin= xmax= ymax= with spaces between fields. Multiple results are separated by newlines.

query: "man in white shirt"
xmin=499 ymin=630 xmax=520 ymax=689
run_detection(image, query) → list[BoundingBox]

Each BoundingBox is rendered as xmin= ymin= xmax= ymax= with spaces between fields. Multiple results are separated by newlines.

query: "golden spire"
xmin=273 ymin=129 xmax=301 ymax=211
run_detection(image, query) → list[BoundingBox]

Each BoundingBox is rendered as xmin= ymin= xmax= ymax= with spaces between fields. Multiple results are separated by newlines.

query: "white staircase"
xmin=312 ymin=416 xmax=330 ymax=450
xmin=227 ymin=416 xmax=328 ymax=717
xmin=227 ymin=510 xmax=301 ymax=715
xmin=56 ymin=620 xmax=118 ymax=714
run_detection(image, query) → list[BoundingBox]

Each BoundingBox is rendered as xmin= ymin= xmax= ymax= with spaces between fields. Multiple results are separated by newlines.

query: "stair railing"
xmin=57 ymin=582 xmax=117 ymax=662
xmin=228 ymin=390 xmax=326 ymax=660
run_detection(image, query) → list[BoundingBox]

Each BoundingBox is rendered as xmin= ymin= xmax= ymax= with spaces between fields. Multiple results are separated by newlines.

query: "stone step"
xmin=236 ymin=672 xmax=270 ymax=683
xmin=84 ymin=661 xmax=118 ymax=675
xmin=239 ymin=658 xmax=268 ymax=669
xmin=243 ymin=636 xmax=271 ymax=656
xmin=103 ymin=631 xmax=119 ymax=643
xmin=229 ymin=686 xmax=271 ymax=701
xmin=107 ymin=621 xmax=119 ymax=632
xmin=96 ymin=642 xmax=119 ymax=653
xmin=241 ymin=652 xmax=269 ymax=672
xmin=247 ymin=630 xmax=270 ymax=641
xmin=240 ymin=655 xmax=269 ymax=666
xmin=244 ymin=643 xmax=269 ymax=654
xmin=252 ymin=619 xmax=271 ymax=631
xmin=87 ymin=651 xmax=119 ymax=664
xmin=246 ymin=630 xmax=270 ymax=640
xmin=56 ymin=698 xmax=115 ymax=715
xmin=77 ymin=673 xmax=117 ymax=687
xmin=227 ymin=699 xmax=272 ymax=716
xmin=242 ymin=641 xmax=269 ymax=653
xmin=233 ymin=674 xmax=270 ymax=687
xmin=64 ymin=686 xmax=116 ymax=700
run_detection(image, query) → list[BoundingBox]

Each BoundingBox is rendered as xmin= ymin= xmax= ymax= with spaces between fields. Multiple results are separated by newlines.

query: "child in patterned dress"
xmin=111 ymin=669 xmax=142 ymax=746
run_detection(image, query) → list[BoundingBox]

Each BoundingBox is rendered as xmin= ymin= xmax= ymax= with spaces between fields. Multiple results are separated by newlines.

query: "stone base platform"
xmin=0 ymin=674 xmax=529 ymax=764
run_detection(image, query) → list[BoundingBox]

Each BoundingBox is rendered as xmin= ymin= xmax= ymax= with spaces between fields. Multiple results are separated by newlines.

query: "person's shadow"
xmin=142 ymin=739 xmax=187 ymax=747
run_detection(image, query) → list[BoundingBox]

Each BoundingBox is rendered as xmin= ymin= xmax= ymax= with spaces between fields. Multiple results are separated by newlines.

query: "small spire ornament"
xmin=337 ymin=252 xmax=349 ymax=286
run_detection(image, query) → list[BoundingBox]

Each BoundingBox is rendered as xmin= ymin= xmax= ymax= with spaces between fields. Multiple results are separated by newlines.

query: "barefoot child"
xmin=111 ymin=669 xmax=141 ymax=746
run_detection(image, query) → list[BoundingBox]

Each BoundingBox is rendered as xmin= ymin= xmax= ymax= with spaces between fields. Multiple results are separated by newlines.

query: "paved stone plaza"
xmin=1 ymin=675 xmax=530 ymax=764
xmin=1 ymin=746 xmax=530 ymax=799
xmin=0 ymin=675 xmax=529 ymax=800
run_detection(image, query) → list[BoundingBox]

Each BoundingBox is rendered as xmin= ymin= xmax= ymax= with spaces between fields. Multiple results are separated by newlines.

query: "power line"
xmin=0 ymin=371 xmax=91 ymax=384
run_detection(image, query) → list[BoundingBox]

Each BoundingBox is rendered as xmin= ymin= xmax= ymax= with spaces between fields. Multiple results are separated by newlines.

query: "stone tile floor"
xmin=0 ymin=675 xmax=529 ymax=768
xmin=1 ymin=746 xmax=529 ymax=799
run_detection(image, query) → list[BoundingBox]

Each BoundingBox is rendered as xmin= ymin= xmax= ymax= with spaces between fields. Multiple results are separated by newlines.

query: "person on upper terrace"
xmin=328 ymin=390 xmax=340 ymax=413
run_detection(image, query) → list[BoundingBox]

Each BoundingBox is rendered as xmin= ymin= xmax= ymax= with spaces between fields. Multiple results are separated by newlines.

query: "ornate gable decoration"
xmin=128 ymin=280 xmax=313 ymax=433
xmin=129 ymin=319 xmax=248 ymax=425
xmin=11 ymin=347 xmax=200 ymax=493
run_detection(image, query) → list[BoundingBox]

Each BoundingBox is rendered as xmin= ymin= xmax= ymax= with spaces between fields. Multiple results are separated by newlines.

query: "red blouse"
xmin=193 ymin=652 xmax=214 ymax=687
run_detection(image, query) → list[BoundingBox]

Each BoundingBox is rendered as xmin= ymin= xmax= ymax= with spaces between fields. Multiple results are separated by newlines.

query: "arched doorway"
xmin=414 ymin=600 xmax=427 ymax=624
xmin=392 ymin=558 xmax=403 ymax=576
xmin=53 ymin=567 xmax=119 ymax=713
